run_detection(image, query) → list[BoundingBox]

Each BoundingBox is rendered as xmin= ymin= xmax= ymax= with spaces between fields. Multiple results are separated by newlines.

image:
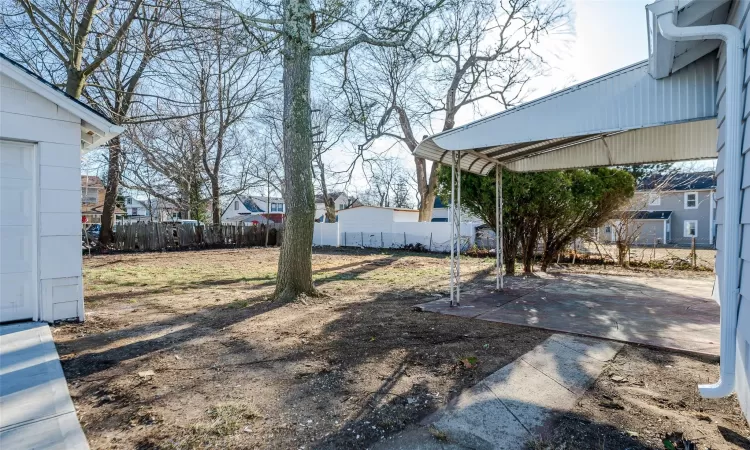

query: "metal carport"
xmin=413 ymin=0 xmax=733 ymax=398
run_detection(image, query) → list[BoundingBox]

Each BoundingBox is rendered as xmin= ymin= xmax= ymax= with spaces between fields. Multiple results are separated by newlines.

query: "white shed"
xmin=0 ymin=54 xmax=123 ymax=323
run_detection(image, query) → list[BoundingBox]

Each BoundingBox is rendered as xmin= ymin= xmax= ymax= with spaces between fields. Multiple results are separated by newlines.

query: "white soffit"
xmin=647 ymin=0 xmax=732 ymax=79
xmin=414 ymin=52 xmax=718 ymax=174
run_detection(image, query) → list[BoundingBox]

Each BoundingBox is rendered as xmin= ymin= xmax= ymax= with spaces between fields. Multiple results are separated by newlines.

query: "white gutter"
xmin=648 ymin=1 xmax=742 ymax=398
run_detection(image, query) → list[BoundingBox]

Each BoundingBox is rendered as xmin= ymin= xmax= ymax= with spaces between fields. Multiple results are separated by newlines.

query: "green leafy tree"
xmin=439 ymin=166 xmax=635 ymax=274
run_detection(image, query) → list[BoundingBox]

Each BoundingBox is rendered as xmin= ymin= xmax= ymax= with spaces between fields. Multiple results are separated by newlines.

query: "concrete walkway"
xmin=0 ymin=322 xmax=89 ymax=449
xmin=373 ymin=334 xmax=622 ymax=449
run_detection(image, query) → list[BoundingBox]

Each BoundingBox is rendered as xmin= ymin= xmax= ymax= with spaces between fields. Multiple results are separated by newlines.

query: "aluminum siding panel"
xmin=725 ymin=0 xmax=750 ymax=418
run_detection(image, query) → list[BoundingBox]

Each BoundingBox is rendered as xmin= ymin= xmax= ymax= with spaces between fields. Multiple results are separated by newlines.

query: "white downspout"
xmin=652 ymin=9 xmax=743 ymax=398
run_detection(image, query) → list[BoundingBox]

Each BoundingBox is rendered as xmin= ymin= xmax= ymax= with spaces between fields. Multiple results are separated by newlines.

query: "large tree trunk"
xmin=324 ymin=199 xmax=336 ymax=223
xmin=211 ymin=176 xmax=221 ymax=225
xmin=520 ymin=221 xmax=539 ymax=274
xmin=64 ymin=68 xmax=86 ymax=98
xmin=416 ymin=157 xmax=441 ymax=222
xmin=275 ymin=0 xmax=317 ymax=301
xmin=503 ymin=226 xmax=518 ymax=276
xmin=99 ymin=137 xmax=122 ymax=246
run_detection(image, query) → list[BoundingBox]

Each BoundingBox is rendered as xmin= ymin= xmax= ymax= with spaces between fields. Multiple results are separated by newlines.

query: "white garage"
xmin=0 ymin=54 xmax=122 ymax=323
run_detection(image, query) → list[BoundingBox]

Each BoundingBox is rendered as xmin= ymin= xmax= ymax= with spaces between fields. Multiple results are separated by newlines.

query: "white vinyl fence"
xmin=313 ymin=221 xmax=480 ymax=253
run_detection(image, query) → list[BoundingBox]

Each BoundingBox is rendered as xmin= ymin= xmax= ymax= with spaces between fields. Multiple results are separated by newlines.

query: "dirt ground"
xmin=56 ymin=247 xmax=743 ymax=449
xmin=537 ymin=346 xmax=750 ymax=450
xmin=60 ymin=248 xmax=550 ymax=449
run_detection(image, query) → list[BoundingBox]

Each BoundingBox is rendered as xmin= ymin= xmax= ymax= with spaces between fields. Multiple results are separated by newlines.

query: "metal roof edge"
xmin=424 ymin=59 xmax=650 ymax=142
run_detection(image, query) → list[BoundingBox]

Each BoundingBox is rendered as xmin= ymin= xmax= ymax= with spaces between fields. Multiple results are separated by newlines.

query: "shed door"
xmin=0 ymin=140 xmax=36 ymax=322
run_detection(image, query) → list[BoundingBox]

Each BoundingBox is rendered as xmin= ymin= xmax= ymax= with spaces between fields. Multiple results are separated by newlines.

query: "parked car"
xmin=85 ymin=224 xmax=100 ymax=241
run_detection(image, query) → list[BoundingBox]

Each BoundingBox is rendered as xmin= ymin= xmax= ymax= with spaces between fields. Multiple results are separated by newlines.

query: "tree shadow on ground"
xmin=58 ymin=295 xmax=282 ymax=379
xmin=292 ymin=278 xmax=553 ymax=449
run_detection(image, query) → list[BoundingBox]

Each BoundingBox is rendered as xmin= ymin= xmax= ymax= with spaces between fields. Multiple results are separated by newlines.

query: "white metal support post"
xmin=456 ymin=151 xmax=461 ymax=306
xmin=450 ymin=151 xmax=462 ymax=306
xmin=496 ymin=166 xmax=504 ymax=290
xmin=449 ymin=153 xmax=455 ymax=306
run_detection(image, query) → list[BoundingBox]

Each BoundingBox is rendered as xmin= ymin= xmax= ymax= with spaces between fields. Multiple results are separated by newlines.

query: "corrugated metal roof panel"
xmin=503 ymin=120 xmax=717 ymax=172
xmin=414 ymin=51 xmax=719 ymax=175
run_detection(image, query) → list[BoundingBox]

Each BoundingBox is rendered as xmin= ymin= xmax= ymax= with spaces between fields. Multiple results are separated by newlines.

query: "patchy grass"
xmin=59 ymin=247 xmax=731 ymax=449
xmin=59 ymin=248 xmax=550 ymax=449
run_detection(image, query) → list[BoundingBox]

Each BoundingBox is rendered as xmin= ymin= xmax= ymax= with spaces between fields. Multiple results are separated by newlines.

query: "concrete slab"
xmin=374 ymin=334 xmax=621 ymax=449
xmin=416 ymin=273 xmax=720 ymax=356
xmin=0 ymin=322 xmax=89 ymax=450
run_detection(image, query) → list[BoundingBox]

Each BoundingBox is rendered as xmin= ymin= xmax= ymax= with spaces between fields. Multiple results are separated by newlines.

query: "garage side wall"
xmin=0 ymin=74 xmax=84 ymax=322
xmin=721 ymin=0 xmax=750 ymax=418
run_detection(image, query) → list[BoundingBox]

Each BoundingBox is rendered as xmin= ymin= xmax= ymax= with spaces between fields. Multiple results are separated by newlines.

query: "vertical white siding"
xmin=0 ymin=74 xmax=84 ymax=322
xmin=723 ymin=0 xmax=750 ymax=418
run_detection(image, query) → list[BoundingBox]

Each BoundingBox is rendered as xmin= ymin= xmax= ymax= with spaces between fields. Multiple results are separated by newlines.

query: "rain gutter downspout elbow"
xmin=655 ymin=12 xmax=742 ymax=398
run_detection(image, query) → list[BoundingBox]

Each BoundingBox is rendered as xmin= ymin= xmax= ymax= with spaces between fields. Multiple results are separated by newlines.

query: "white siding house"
xmin=123 ymin=196 xmax=150 ymax=219
xmin=0 ymin=54 xmax=123 ymax=323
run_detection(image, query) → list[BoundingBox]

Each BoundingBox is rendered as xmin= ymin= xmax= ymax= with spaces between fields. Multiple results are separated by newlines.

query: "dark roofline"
xmin=637 ymin=170 xmax=716 ymax=191
xmin=0 ymin=52 xmax=116 ymax=126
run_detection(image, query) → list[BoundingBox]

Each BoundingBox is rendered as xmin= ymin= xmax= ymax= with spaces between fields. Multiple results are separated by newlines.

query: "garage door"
xmin=0 ymin=140 xmax=36 ymax=322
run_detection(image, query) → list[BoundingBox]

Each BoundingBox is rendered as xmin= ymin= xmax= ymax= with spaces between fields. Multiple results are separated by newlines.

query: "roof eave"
xmin=647 ymin=0 xmax=733 ymax=79
xmin=0 ymin=58 xmax=124 ymax=151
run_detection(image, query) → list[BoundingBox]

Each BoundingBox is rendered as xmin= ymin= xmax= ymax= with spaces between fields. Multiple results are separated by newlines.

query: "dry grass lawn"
xmin=60 ymin=248 xmax=550 ymax=449
xmin=54 ymin=247 xmax=744 ymax=450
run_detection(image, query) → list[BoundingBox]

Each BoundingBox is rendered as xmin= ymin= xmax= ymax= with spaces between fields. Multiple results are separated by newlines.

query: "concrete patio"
xmin=0 ymin=322 xmax=89 ymax=449
xmin=416 ymin=273 xmax=719 ymax=356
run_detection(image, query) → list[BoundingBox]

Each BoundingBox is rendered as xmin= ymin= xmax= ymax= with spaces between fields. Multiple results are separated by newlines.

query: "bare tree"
xmin=193 ymin=9 xmax=275 ymax=225
xmin=2 ymin=0 xmax=145 ymax=97
xmin=124 ymin=116 xmax=209 ymax=220
xmin=222 ymin=0 xmax=443 ymax=300
xmin=341 ymin=0 xmax=567 ymax=221
xmin=310 ymin=103 xmax=349 ymax=222
xmin=86 ymin=2 xmax=180 ymax=244
xmin=361 ymin=158 xmax=414 ymax=208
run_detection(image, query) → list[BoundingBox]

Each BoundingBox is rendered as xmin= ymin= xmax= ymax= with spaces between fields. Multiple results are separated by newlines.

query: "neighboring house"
xmin=431 ymin=196 xmax=483 ymax=223
xmin=81 ymin=175 xmax=125 ymax=223
xmin=148 ymin=198 xmax=180 ymax=222
xmin=81 ymin=175 xmax=105 ymax=223
xmin=599 ymin=172 xmax=716 ymax=247
xmin=222 ymin=194 xmax=285 ymax=224
xmin=123 ymin=196 xmax=150 ymax=219
xmin=431 ymin=197 xmax=450 ymax=222
xmin=314 ymin=192 xmax=357 ymax=222
xmin=0 ymin=53 xmax=123 ymax=323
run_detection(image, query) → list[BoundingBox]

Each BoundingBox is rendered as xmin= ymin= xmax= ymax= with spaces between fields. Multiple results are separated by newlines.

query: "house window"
xmin=339 ymin=203 xmax=344 ymax=210
xmin=234 ymin=200 xmax=239 ymax=210
xmin=684 ymin=220 xmax=698 ymax=238
xmin=126 ymin=197 xmax=132 ymax=205
xmin=604 ymin=225 xmax=612 ymax=233
xmin=684 ymin=192 xmax=698 ymax=209
xmin=82 ymin=192 xmax=97 ymax=204
xmin=131 ymin=208 xmax=138 ymax=216
xmin=647 ymin=192 xmax=660 ymax=206
xmin=271 ymin=203 xmax=283 ymax=212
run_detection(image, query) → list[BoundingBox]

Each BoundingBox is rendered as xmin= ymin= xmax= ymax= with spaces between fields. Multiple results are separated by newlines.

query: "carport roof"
xmin=414 ymin=52 xmax=719 ymax=175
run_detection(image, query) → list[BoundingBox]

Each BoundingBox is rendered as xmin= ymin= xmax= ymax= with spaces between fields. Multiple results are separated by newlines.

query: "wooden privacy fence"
xmin=112 ymin=223 xmax=283 ymax=252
